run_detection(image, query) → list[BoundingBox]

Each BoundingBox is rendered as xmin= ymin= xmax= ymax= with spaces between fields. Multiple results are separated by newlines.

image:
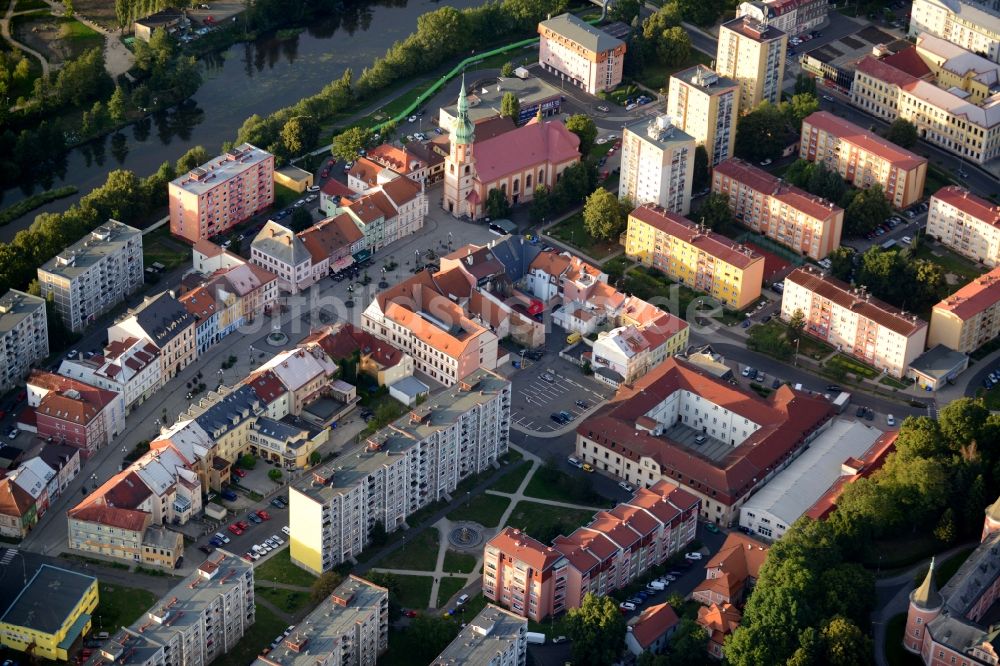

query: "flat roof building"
xmin=667 ymin=65 xmax=740 ymax=166
xmin=717 ymin=16 xmax=788 ymax=111
xmin=620 ymin=115 xmax=696 ymax=215
xmin=430 ymin=604 xmax=527 ymax=666
xmin=0 ymin=289 xmax=48 ymax=392
xmin=439 ymin=74 xmax=563 ymax=128
xmin=537 ymin=13 xmax=626 ymax=94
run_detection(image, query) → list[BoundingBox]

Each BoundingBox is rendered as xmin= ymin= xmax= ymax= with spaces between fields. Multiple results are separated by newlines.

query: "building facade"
xmin=667 ymin=66 xmax=740 ymax=167
xmin=716 ymin=16 xmax=788 ymax=111
xmin=929 ymin=266 xmax=1000 ymax=353
xmin=0 ymin=289 xmax=48 ymax=393
xmin=909 ymin=0 xmax=1000 ymax=63
xmin=27 ymin=370 xmax=126 ymax=458
xmin=58 ymin=337 xmax=161 ymax=413
xmin=800 ymin=111 xmax=927 ymax=208
xmin=38 ymin=221 xmax=143 ymax=332
xmin=537 ymin=13 xmax=626 ymax=94
xmin=619 ymin=115 xmax=696 ymax=215
xmin=712 ymin=158 xmax=844 ymax=260
xmin=169 ymin=144 xmax=275 ymax=244
xmin=108 ymin=292 xmax=197 ymax=383
xmin=926 ymin=185 xmax=1000 ymax=267
xmin=736 ymin=0 xmax=829 ymax=36
xmin=781 ymin=267 xmax=929 ymax=377
xmin=625 ymin=204 xmax=765 ymax=310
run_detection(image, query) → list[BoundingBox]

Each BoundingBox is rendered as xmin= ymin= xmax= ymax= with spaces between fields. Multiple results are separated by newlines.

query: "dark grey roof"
xmin=489 ymin=235 xmax=542 ymax=282
xmin=596 ymin=367 xmax=624 ymax=383
xmin=253 ymin=417 xmax=305 ymax=441
xmin=0 ymin=564 xmax=96 ymax=634
xmin=133 ymin=292 xmax=194 ymax=350
xmin=194 ymin=386 xmax=261 ymax=436
xmin=908 ymin=344 xmax=968 ymax=380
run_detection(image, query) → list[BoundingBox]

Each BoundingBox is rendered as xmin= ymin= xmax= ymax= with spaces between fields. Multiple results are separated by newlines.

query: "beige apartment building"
xmin=38 ymin=221 xmax=144 ymax=332
xmin=537 ymin=13 xmax=626 ymax=94
xmin=619 ymin=115 xmax=696 ymax=215
xmin=0 ymin=290 xmax=48 ymax=392
xmin=909 ymin=0 xmax=1000 ymax=63
xmin=929 ymin=266 xmax=1000 ymax=353
xmin=716 ymin=16 xmax=787 ymax=112
xmin=925 ymin=185 xmax=1000 ymax=266
xmin=781 ymin=267 xmax=929 ymax=377
xmin=800 ymin=111 xmax=927 ymax=209
xmin=712 ymin=158 xmax=844 ymax=260
xmin=667 ymin=66 xmax=740 ymax=166
xmin=431 ymin=605 xmax=527 ymax=666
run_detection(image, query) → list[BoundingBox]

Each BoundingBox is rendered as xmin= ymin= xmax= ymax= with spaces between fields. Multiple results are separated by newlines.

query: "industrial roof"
xmin=0 ymin=564 xmax=95 ymax=634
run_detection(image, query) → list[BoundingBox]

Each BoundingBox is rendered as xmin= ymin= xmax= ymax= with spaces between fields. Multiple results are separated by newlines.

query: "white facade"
xmin=925 ymin=186 xmax=1000 ymax=267
xmin=537 ymin=14 xmax=625 ymax=94
xmin=619 ymin=116 xmax=696 ymax=215
xmin=0 ymin=290 xmax=49 ymax=392
xmin=59 ymin=337 xmax=162 ymax=413
xmin=250 ymin=221 xmax=314 ymax=294
xmin=909 ymin=0 xmax=1000 ymax=62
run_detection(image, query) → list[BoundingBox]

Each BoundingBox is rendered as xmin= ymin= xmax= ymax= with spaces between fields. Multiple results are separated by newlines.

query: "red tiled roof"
xmin=487 ymin=527 xmax=565 ymax=571
xmin=932 ymin=185 xmax=1000 ymax=230
xmin=0 ymin=477 xmax=35 ymax=517
xmin=474 ymin=120 xmax=580 ymax=184
xmin=802 ymin=111 xmax=928 ymax=170
xmin=244 ymin=370 xmax=287 ymax=404
xmin=934 ymin=265 xmax=1000 ymax=321
xmin=320 ymin=178 xmax=354 ymax=200
xmin=882 ymin=47 xmax=933 ymax=79
xmin=303 ymin=323 xmax=405 ymax=368
xmin=786 ymin=267 xmax=927 ymax=336
xmin=713 ymin=158 xmax=843 ymax=221
xmin=348 ymin=158 xmax=383 ymax=187
xmin=68 ymin=504 xmax=149 ymax=532
xmin=298 ymin=214 xmax=363 ymax=264
xmin=630 ymin=603 xmax=679 ymax=649
xmin=367 ymin=144 xmax=419 ymax=174
xmin=179 ymin=286 xmax=217 ymax=319
xmin=854 ymin=54 xmax=920 ymax=87
xmin=29 ymin=370 xmax=120 ymax=422
xmin=193 ymin=239 xmax=224 ymax=258
xmin=348 ymin=190 xmax=397 ymax=224
xmin=629 ymin=204 xmax=764 ymax=270
xmin=697 ymin=602 xmax=742 ymax=647
xmin=103 ymin=472 xmax=153 ymax=509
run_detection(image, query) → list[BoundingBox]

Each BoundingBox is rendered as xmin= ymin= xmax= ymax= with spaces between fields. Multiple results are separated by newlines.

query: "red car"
xmin=233 ymin=468 xmax=247 ymax=478
xmin=257 ymin=509 xmax=271 ymax=521
xmin=320 ymin=170 xmax=329 ymax=178
xmin=228 ymin=524 xmax=243 ymax=536
xmin=613 ymin=140 xmax=622 ymax=150
xmin=403 ymin=610 xmax=418 ymax=618
xmin=236 ymin=520 xmax=250 ymax=530
xmin=242 ymin=552 xmax=253 ymax=562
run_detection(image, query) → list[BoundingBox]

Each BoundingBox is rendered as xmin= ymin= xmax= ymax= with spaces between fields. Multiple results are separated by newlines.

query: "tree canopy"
xmin=845 ymin=184 xmax=892 ymax=236
xmin=565 ymin=594 xmax=626 ymax=666
xmin=884 ymin=118 xmax=918 ymax=149
xmin=583 ymin=187 xmax=624 ymax=240
xmin=565 ymin=114 xmax=598 ymax=156
xmin=500 ymin=91 xmax=520 ymax=121
xmin=331 ymin=126 xmax=371 ymax=163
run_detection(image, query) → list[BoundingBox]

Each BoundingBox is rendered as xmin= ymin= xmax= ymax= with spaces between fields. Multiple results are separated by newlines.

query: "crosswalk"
xmin=0 ymin=548 xmax=17 ymax=566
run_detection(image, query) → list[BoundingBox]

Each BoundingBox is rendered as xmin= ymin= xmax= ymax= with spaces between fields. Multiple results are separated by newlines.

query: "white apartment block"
xmin=289 ymin=369 xmax=511 ymax=574
xmin=537 ymin=13 xmax=626 ymax=94
xmin=0 ymin=290 xmax=48 ymax=392
xmin=737 ymin=0 xmax=829 ymax=36
xmin=926 ymin=185 xmax=1000 ymax=266
xmin=781 ymin=267 xmax=928 ymax=378
xmin=667 ymin=66 xmax=740 ymax=166
xmin=59 ymin=337 xmax=162 ymax=413
xmin=431 ymin=605 xmax=527 ymax=666
xmin=909 ymin=0 xmax=1000 ymax=63
xmin=620 ymin=115 xmax=696 ymax=215
xmin=37 ymin=221 xmax=144 ymax=332
xmin=253 ymin=576 xmax=388 ymax=666
xmin=716 ymin=16 xmax=787 ymax=111
xmin=95 ymin=552 xmax=255 ymax=666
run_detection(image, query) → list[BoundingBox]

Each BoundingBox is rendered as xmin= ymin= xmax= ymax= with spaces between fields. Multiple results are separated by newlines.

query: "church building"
xmin=443 ymin=76 xmax=581 ymax=220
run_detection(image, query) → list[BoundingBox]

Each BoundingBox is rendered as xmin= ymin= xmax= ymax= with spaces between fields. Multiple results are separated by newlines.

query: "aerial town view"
xmin=1 ymin=0 xmax=1000 ymax=664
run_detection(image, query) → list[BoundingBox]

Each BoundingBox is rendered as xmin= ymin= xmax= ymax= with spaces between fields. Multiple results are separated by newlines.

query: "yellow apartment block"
xmin=716 ymin=16 xmax=787 ymax=112
xmin=626 ymin=204 xmax=765 ymax=310
xmin=667 ymin=65 xmax=740 ymax=166
xmin=929 ymin=266 xmax=1000 ymax=353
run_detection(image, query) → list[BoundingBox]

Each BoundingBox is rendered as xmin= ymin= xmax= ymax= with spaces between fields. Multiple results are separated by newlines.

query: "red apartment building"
xmin=483 ymin=481 xmax=700 ymax=621
xmin=25 ymin=370 xmax=125 ymax=458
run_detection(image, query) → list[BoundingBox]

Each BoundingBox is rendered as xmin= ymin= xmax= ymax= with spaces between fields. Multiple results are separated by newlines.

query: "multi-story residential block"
xmin=712 ymin=158 xmax=844 ymax=260
xmin=290 ymin=369 xmax=510 ymax=574
xmin=591 ymin=314 xmax=689 ymax=387
xmin=575 ymin=357 xmax=834 ymax=526
xmin=925 ymin=185 xmax=1000 ymax=267
xmin=929 ymin=266 xmax=1000 ymax=353
xmin=26 ymin=370 xmax=126 ymax=458
xmin=251 ymin=221 xmax=315 ymax=294
xmin=169 ymin=144 xmax=275 ymax=243
xmin=692 ymin=532 xmax=769 ymax=606
xmin=716 ymin=16 xmax=787 ymax=111
xmin=108 ymin=292 xmax=197 ymax=383
xmin=37 ymin=221 xmax=143 ymax=332
xmin=483 ymin=481 xmax=700 ymax=621
xmin=431 ymin=605 xmax=527 ymax=666
xmin=619 ymin=115 xmax=696 ymax=215
xmin=0 ymin=290 xmax=48 ymax=392
xmin=59 ymin=336 xmax=161 ymax=413
xmin=0 ymin=565 xmax=98 ymax=661
xmin=800 ymin=111 xmax=927 ymax=208
xmin=625 ymin=204 xmax=765 ymax=310
xmin=667 ymin=66 xmax=739 ymax=166
xmin=850 ymin=40 xmax=1000 ymax=165
xmin=909 ymin=0 xmax=1000 ymax=62
xmin=253 ymin=576 xmax=388 ymax=666
xmin=781 ymin=267 xmax=929 ymax=377
xmin=736 ymin=0 xmax=828 ymax=36
xmin=94 ymin=551 xmax=254 ymax=666
xmin=537 ymin=13 xmax=626 ymax=94
xmin=303 ymin=323 xmax=413 ymax=387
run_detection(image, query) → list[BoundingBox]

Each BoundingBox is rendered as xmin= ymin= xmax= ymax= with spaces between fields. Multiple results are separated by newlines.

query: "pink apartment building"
xmin=483 ymin=481 xmax=700 ymax=622
xmin=169 ymin=144 xmax=275 ymax=244
xmin=538 ymin=13 xmax=626 ymax=94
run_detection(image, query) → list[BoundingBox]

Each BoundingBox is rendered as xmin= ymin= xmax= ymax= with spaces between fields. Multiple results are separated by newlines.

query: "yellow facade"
xmin=0 ymin=572 xmax=98 ymax=661
xmin=289 ymin=486 xmax=326 ymax=575
xmin=667 ymin=66 xmax=740 ymax=166
xmin=716 ymin=17 xmax=787 ymax=112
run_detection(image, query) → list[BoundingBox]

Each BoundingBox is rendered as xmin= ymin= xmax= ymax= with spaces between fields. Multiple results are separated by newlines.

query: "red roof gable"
xmin=474 ymin=120 xmax=581 ymax=184
xmin=630 ymin=603 xmax=679 ymax=649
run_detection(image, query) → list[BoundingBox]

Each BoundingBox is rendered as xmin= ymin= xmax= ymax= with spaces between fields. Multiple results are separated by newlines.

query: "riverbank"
xmin=0 ymin=185 xmax=77 ymax=226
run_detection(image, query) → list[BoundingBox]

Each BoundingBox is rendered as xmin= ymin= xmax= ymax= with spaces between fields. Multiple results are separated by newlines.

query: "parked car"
xmin=282 ymin=525 xmax=291 ymax=535
xmin=221 ymin=489 xmax=238 ymax=501
xmin=456 ymin=594 xmax=469 ymax=606
xmin=541 ymin=372 xmax=555 ymax=382
xmin=705 ymin=523 xmax=720 ymax=533
xmin=247 ymin=513 xmax=262 ymax=524
xmin=575 ymin=399 xmax=588 ymax=408
xmin=271 ymin=498 xmax=286 ymax=508
xmin=582 ymin=463 xmax=594 ymax=473
xmin=228 ymin=524 xmax=244 ymax=536
xmin=233 ymin=468 xmax=247 ymax=478
xmin=887 ymin=414 xmax=896 ymax=426
xmin=619 ymin=602 xmax=636 ymax=612
xmin=198 ymin=545 xmax=215 ymax=554
xmin=551 ymin=413 xmax=567 ymax=424
xmin=236 ymin=520 xmax=249 ymax=530
xmin=257 ymin=510 xmax=271 ymax=521
xmin=567 ymin=456 xmax=582 ymax=468
xmin=618 ymin=481 xmax=634 ymax=492
xmin=759 ymin=158 xmax=772 ymax=166
xmin=684 ymin=552 xmax=703 ymax=561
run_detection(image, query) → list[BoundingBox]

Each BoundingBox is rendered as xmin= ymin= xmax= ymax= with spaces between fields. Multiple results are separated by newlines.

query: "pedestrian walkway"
xmin=1 ymin=1 xmax=52 ymax=77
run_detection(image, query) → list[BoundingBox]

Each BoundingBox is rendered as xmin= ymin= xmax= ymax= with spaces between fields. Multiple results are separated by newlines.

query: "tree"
xmin=654 ymin=26 xmax=691 ymax=67
xmin=310 ymin=571 xmax=344 ymax=603
xmin=289 ymin=206 xmax=313 ymax=232
xmin=404 ymin=615 xmax=461 ymax=663
xmin=64 ymin=0 xmax=74 ymax=16
xmin=108 ymin=85 xmax=127 ymax=124
xmin=785 ymin=93 xmax=819 ymax=125
xmin=308 ymin=450 xmax=322 ymax=466
xmin=530 ymin=185 xmax=551 ymax=223
xmin=935 ymin=507 xmax=957 ymax=543
xmin=239 ymin=454 xmax=257 ymax=469
xmin=565 ymin=114 xmax=597 ymax=156
xmin=692 ymin=145 xmax=709 ymax=192
xmin=826 ymin=247 xmax=854 ymax=281
xmin=695 ymin=192 xmax=732 ymax=231
xmin=500 ymin=91 xmax=520 ymax=121
xmin=115 ymin=0 xmax=133 ymax=31
xmin=485 ymin=187 xmax=510 ymax=219
xmin=583 ymin=187 xmax=623 ymax=240
xmin=794 ymin=73 xmax=817 ymax=95
xmin=845 ymin=184 xmax=891 ymax=236
xmin=281 ymin=115 xmax=319 ymax=157
xmin=675 ymin=0 xmax=722 ymax=27
xmin=331 ymin=126 xmax=371 ymax=163
xmin=885 ymin=118 xmax=918 ymax=149
xmin=500 ymin=61 xmax=515 ymax=78
xmin=175 ymin=145 xmax=209 ymax=174
xmin=610 ymin=0 xmax=641 ymax=22
xmin=268 ymin=468 xmax=282 ymax=482
xmin=788 ymin=308 xmax=806 ymax=338
xmin=937 ymin=397 xmax=988 ymax=453
xmin=565 ymin=594 xmax=626 ymax=666
xmin=821 ymin=616 xmax=873 ymax=666
xmin=735 ymin=102 xmax=787 ymax=162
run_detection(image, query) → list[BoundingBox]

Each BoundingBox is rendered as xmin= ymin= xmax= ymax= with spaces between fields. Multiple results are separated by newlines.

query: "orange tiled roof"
xmin=629 ymin=204 xmax=764 ymax=270
xmin=630 ymin=603 xmax=679 ymax=649
xmin=933 ymin=186 xmax=1000 ymax=230
xmin=488 ymin=527 xmax=566 ymax=571
xmin=934 ymin=266 xmax=1000 ymax=321
xmin=0 ymin=477 xmax=35 ymax=517
xmin=714 ymin=158 xmax=843 ymax=221
xmin=348 ymin=158 xmax=383 ymax=187
xmin=802 ymin=111 xmax=928 ymax=171
xmin=697 ymin=602 xmax=742 ymax=647
xmin=68 ymin=504 xmax=149 ymax=532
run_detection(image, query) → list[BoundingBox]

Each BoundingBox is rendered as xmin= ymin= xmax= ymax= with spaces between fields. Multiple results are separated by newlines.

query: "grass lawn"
xmin=391 ymin=574 xmax=434 ymax=609
xmin=490 ymin=461 xmax=532 ymax=494
xmin=924 ymin=164 xmax=956 ymax=198
xmin=506 ymin=501 xmax=597 ymax=544
xmin=523 ymin=464 xmax=604 ymax=505
xmin=914 ymin=243 xmax=985 ymax=284
xmin=880 ymin=375 xmax=911 ymax=390
xmin=379 ymin=528 xmax=439 ymax=571
xmin=634 ymin=51 xmax=712 ymax=92
xmin=255 ymin=586 xmax=312 ymax=616
xmin=447 ymin=493 xmax=510 ymax=527
xmin=885 ymin=613 xmax=924 ymax=666
xmin=274 ymin=183 xmax=300 ymax=208
xmin=214 ymin=602 xmax=286 ymax=666
xmin=546 ymin=212 xmax=620 ymax=260
xmin=442 ymin=550 xmax=478 ymax=575
xmin=602 ymin=255 xmax=634 ymax=281
xmin=93 ymin=583 xmax=156 ymax=631
xmin=747 ymin=320 xmax=794 ymax=361
xmin=436 ymin=576 xmax=468 ymax=607
xmin=254 ymin=548 xmax=318 ymax=588
xmin=826 ymin=353 xmax=880 ymax=380
xmin=142 ymin=226 xmax=190 ymax=270
xmin=976 ymin=387 xmax=1000 ymax=410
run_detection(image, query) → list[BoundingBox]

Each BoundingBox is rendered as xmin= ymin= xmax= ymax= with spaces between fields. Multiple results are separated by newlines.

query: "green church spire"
xmin=451 ymin=74 xmax=475 ymax=146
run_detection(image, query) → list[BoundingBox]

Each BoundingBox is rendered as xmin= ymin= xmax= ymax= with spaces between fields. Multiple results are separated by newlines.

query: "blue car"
xmin=221 ymin=489 xmax=238 ymax=502
xmin=741 ymin=319 xmax=752 ymax=328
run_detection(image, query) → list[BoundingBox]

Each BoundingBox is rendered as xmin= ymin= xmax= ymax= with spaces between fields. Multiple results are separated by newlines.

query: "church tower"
xmin=443 ymin=75 xmax=478 ymax=219
xmin=904 ymin=557 xmax=943 ymax=654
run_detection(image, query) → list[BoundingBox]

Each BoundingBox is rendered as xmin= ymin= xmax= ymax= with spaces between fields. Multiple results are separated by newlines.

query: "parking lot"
xmin=509 ymin=347 xmax=613 ymax=433
xmin=200 ymin=491 xmax=292 ymax=564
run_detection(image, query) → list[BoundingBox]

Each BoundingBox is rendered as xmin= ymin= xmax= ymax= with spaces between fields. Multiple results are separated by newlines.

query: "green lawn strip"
xmin=634 ymin=51 xmax=712 ymax=92
xmin=93 ymin=583 xmax=157 ymax=631
xmin=880 ymin=376 xmax=910 ymax=390
xmin=391 ymin=574 xmax=434 ymax=609
xmin=254 ymin=548 xmax=318 ymax=588
xmin=14 ymin=0 xmax=47 ymax=11
xmin=447 ymin=493 xmax=511 ymax=527
xmin=826 ymin=353 xmax=880 ymax=380
xmin=60 ymin=16 xmax=104 ymax=51
xmin=546 ymin=211 xmax=619 ymax=260
xmin=214 ymin=602 xmax=286 ymax=666
xmin=255 ymin=586 xmax=312 ymax=616
xmin=379 ymin=528 xmax=439 ymax=571
xmin=0 ymin=186 xmax=77 ymax=226
xmin=884 ymin=613 xmax=925 ymax=666
xmin=442 ymin=550 xmax=478 ymax=575
xmin=977 ymin=387 xmax=1000 ymax=410
xmin=436 ymin=576 xmax=468 ymax=607
xmin=523 ymin=464 xmax=604 ymax=505
xmin=913 ymin=243 xmax=985 ymax=284
xmin=923 ymin=164 xmax=956 ymax=198
xmin=142 ymin=226 xmax=190 ymax=270
xmin=490 ymin=461 xmax=531 ymax=494
xmin=506 ymin=501 xmax=597 ymax=544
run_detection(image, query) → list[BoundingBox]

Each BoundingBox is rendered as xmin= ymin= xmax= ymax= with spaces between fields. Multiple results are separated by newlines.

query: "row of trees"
xmin=854 ymin=243 xmax=946 ymax=314
xmin=734 ymin=96 xmax=820 ymax=163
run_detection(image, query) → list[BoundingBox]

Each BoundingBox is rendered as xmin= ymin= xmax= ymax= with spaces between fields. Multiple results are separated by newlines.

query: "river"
xmin=0 ymin=0 xmax=484 ymax=241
